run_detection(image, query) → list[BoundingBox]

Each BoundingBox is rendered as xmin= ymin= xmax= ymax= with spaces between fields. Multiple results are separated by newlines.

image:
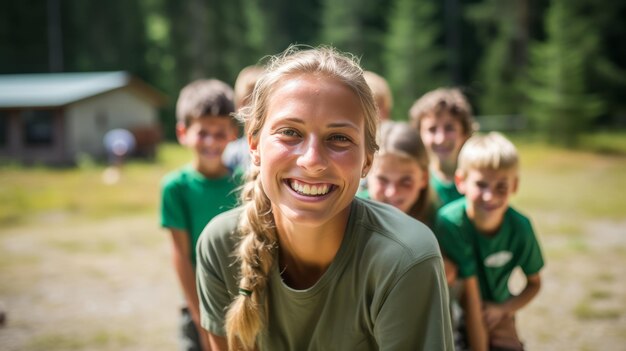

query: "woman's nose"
xmin=297 ymin=136 xmax=328 ymax=173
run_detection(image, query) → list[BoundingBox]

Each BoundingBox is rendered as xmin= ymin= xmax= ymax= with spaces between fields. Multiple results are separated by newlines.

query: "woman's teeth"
xmin=290 ymin=180 xmax=330 ymax=196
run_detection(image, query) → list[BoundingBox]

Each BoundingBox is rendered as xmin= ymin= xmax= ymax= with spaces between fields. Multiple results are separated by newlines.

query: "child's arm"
xmin=462 ymin=276 xmax=488 ymax=351
xmin=442 ymin=255 xmax=457 ymax=285
xmin=169 ymin=229 xmax=211 ymax=351
xmin=483 ymin=273 xmax=542 ymax=330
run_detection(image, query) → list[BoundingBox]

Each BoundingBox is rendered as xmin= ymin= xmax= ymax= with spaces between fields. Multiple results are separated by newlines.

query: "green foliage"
xmin=466 ymin=0 xmax=529 ymax=115
xmin=1 ymin=0 xmax=626 ymax=139
xmin=320 ymin=0 xmax=361 ymax=51
xmin=383 ymin=0 xmax=446 ymax=120
xmin=522 ymin=0 xmax=605 ymax=146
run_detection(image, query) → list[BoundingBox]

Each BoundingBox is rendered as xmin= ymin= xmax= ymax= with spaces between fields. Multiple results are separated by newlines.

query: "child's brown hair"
xmin=409 ymin=88 xmax=477 ymax=135
xmin=175 ymin=79 xmax=235 ymax=127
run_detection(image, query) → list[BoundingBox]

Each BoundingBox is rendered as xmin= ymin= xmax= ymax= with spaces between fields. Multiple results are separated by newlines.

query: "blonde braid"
xmin=225 ymin=167 xmax=277 ymax=350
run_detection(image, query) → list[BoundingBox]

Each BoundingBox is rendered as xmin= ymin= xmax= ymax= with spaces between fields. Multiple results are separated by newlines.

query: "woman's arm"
xmin=374 ymin=256 xmax=455 ymax=350
xmin=207 ymin=331 xmax=229 ymax=351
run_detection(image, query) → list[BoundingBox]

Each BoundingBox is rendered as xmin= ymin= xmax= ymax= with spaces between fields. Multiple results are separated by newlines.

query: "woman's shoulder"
xmin=354 ymin=198 xmax=441 ymax=264
xmin=197 ymin=206 xmax=244 ymax=254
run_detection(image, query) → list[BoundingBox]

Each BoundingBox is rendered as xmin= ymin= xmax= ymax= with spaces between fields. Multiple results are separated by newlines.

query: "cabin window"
xmin=23 ymin=110 xmax=54 ymax=146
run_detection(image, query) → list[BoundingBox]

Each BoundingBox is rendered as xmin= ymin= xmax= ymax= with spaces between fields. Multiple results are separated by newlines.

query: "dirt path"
xmin=1 ymin=214 xmax=625 ymax=350
xmin=515 ymin=217 xmax=626 ymax=350
xmin=0 ymin=216 xmax=178 ymax=351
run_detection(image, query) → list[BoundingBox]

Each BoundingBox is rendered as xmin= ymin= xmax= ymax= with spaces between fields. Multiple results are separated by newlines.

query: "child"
xmin=356 ymin=71 xmax=394 ymax=196
xmin=222 ymin=65 xmax=265 ymax=172
xmin=366 ymin=121 xmax=436 ymax=226
xmin=409 ymin=88 xmax=477 ymax=205
xmin=364 ymin=70 xmax=393 ymax=121
xmin=160 ymin=78 xmax=241 ymax=351
xmin=435 ymin=132 xmax=544 ymax=351
xmin=196 ymin=46 xmax=454 ymax=350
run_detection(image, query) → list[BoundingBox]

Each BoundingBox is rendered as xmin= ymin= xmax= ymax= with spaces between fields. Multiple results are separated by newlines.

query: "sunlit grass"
xmin=508 ymin=135 xmax=626 ymax=220
xmin=25 ymin=329 xmax=133 ymax=351
xmin=0 ymin=143 xmax=189 ymax=228
xmin=574 ymin=300 xmax=621 ymax=320
xmin=589 ymin=289 xmax=612 ymax=300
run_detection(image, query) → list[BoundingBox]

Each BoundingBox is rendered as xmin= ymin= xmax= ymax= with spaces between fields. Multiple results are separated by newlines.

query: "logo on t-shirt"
xmin=484 ymin=251 xmax=513 ymax=268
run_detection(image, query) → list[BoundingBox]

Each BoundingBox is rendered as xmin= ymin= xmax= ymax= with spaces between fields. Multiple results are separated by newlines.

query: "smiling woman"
xmin=195 ymin=46 xmax=454 ymax=351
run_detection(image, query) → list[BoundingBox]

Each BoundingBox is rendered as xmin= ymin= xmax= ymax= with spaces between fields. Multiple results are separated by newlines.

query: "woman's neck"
xmin=274 ymin=207 xmax=350 ymax=290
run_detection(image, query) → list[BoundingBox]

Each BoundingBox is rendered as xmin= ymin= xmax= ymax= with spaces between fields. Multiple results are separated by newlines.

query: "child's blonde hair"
xmin=408 ymin=87 xmax=477 ymax=135
xmin=226 ymin=45 xmax=379 ymax=350
xmin=376 ymin=121 xmax=436 ymax=225
xmin=234 ymin=65 xmax=265 ymax=109
xmin=457 ymin=132 xmax=519 ymax=176
xmin=175 ymin=79 xmax=235 ymax=127
xmin=364 ymin=71 xmax=393 ymax=120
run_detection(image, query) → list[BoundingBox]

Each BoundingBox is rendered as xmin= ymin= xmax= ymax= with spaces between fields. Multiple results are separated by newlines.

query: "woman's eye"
xmin=279 ymin=129 xmax=300 ymax=137
xmin=329 ymin=134 xmax=350 ymax=142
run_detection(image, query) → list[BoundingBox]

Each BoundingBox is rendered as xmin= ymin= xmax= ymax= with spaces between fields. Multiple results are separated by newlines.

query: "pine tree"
xmin=383 ymin=0 xmax=446 ymax=120
xmin=523 ymin=0 xmax=604 ymax=146
xmin=466 ymin=0 xmax=530 ymax=116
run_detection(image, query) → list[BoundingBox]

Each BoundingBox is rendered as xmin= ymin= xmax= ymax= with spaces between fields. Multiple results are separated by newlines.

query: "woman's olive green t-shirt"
xmin=196 ymin=197 xmax=454 ymax=350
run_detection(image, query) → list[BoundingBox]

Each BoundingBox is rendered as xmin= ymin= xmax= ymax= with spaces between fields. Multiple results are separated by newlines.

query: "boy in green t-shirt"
xmin=409 ymin=88 xmax=478 ymax=206
xmin=160 ymin=79 xmax=241 ymax=351
xmin=435 ymin=132 xmax=544 ymax=351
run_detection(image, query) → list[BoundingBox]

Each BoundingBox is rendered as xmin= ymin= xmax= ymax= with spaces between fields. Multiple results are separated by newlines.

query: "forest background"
xmin=2 ymin=0 xmax=626 ymax=145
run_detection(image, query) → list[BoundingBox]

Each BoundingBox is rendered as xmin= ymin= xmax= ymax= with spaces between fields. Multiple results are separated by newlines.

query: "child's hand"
xmin=482 ymin=302 xmax=510 ymax=330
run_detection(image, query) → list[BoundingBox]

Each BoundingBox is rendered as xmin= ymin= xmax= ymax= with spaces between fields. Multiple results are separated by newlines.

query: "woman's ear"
xmin=361 ymin=153 xmax=374 ymax=178
xmin=248 ymin=134 xmax=260 ymax=166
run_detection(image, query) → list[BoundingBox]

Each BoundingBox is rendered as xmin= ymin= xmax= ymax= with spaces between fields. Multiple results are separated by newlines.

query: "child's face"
xmin=367 ymin=154 xmax=427 ymax=213
xmin=249 ymin=74 xmax=372 ymax=229
xmin=177 ymin=116 xmax=237 ymax=165
xmin=419 ymin=112 xmax=468 ymax=166
xmin=456 ymin=167 xmax=518 ymax=225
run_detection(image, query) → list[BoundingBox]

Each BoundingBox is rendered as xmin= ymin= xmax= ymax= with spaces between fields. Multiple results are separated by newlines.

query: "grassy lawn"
xmin=1 ymin=135 xmax=625 ymax=350
xmin=1 ymin=133 xmax=624 ymax=227
xmin=0 ymin=144 xmax=191 ymax=227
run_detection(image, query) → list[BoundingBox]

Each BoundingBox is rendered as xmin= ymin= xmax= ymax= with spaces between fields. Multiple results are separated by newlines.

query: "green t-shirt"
xmin=434 ymin=198 xmax=545 ymax=303
xmin=355 ymin=191 xmax=437 ymax=229
xmin=160 ymin=164 xmax=241 ymax=266
xmin=430 ymin=170 xmax=463 ymax=206
xmin=197 ymin=198 xmax=454 ymax=350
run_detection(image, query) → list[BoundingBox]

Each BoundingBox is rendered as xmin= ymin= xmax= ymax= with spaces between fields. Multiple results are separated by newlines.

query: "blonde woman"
xmin=196 ymin=46 xmax=454 ymax=351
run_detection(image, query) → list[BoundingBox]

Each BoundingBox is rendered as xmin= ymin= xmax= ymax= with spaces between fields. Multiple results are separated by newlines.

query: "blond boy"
xmin=160 ymin=79 xmax=240 ymax=351
xmin=435 ymin=132 xmax=544 ymax=351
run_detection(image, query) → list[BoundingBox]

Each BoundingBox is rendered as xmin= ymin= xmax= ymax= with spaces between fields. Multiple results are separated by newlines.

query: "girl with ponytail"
xmin=196 ymin=46 xmax=454 ymax=350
